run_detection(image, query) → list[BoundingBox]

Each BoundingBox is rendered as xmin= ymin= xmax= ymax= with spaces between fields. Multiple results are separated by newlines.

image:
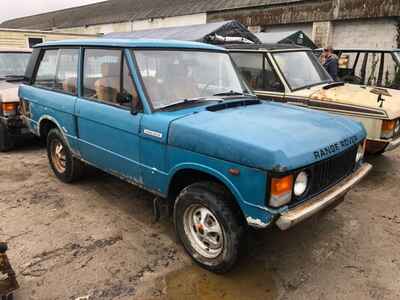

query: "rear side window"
xmin=83 ymin=49 xmax=122 ymax=104
xmin=34 ymin=49 xmax=58 ymax=88
xmin=34 ymin=48 xmax=79 ymax=95
xmin=55 ymin=49 xmax=80 ymax=94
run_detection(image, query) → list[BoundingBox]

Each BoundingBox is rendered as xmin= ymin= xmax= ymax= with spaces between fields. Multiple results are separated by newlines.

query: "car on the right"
xmin=227 ymin=44 xmax=400 ymax=154
xmin=314 ymin=48 xmax=400 ymax=90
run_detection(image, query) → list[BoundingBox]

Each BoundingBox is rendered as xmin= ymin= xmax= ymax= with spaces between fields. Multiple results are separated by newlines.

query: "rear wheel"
xmin=174 ymin=182 xmax=245 ymax=273
xmin=0 ymin=122 xmax=14 ymax=152
xmin=47 ymin=128 xmax=84 ymax=183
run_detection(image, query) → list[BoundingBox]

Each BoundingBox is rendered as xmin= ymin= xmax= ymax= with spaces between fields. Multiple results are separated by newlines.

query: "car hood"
xmin=0 ymin=80 xmax=19 ymax=103
xmin=296 ymin=83 xmax=400 ymax=119
xmin=168 ymin=101 xmax=365 ymax=171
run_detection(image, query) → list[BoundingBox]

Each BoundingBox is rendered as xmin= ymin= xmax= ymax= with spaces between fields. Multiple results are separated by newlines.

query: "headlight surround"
xmin=269 ymin=175 xmax=293 ymax=207
xmin=355 ymin=142 xmax=365 ymax=163
xmin=294 ymin=171 xmax=308 ymax=197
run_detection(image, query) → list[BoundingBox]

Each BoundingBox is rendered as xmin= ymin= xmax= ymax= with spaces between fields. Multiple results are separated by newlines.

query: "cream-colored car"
xmin=0 ymin=48 xmax=32 ymax=151
xmin=228 ymin=44 xmax=400 ymax=154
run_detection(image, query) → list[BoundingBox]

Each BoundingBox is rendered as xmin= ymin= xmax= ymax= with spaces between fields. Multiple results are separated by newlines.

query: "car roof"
xmin=223 ymin=43 xmax=308 ymax=51
xmin=35 ymin=38 xmax=225 ymax=51
xmin=0 ymin=48 xmax=32 ymax=53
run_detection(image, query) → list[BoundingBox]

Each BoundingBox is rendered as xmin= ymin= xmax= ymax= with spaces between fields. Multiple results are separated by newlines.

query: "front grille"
xmin=291 ymin=145 xmax=358 ymax=207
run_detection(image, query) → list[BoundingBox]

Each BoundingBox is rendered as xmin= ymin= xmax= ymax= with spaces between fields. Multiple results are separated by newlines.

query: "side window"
xmin=122 ymin=57 xmax=141 ymax=110
xmin=83 ymin=49 xmax=122 ymax=104
xmin=231 ymin=52 xmax=284 ymax=92
xmin=34 ymin=49 xmax=58 ymax=88
xmin=55 ymin=49 xmax=79 ymax=95
xmin=231 ymin=52 xmax=263 ymax=90
xmin=264 ymin=57 xmax=285 ymax=92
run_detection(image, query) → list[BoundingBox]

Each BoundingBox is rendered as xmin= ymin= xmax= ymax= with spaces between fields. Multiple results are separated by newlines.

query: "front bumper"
xmin=0 ymin=115 xmax=30 ymax=137
xmin=276 ymin=163 xmax=372 ymax=230
xmin=385 ymin=136 xmax=400 ymax=152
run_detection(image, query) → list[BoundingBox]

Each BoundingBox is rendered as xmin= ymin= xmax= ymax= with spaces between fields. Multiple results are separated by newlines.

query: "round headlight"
xmin=294 ymin=171 xmax=308 ymax=196
xmin=356 ymin=143 xmax=364 ymax=163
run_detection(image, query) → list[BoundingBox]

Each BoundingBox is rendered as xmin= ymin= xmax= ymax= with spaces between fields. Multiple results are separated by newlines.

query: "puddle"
xmin=165 ymin=260 xmax=277 ymax=300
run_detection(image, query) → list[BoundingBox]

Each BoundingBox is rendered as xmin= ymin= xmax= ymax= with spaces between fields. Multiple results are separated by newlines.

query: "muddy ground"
xmin=0 ymin=143 xmax=399 ymax=300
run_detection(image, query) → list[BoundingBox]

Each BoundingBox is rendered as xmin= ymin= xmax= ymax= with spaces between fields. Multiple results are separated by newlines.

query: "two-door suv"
xmin=0 ymin=48 xmax=32 ymax=151
xmin=227 ymin=44 xmax=400 ymax=154
xmin=20 ymin=39 xmax=371 ymax=272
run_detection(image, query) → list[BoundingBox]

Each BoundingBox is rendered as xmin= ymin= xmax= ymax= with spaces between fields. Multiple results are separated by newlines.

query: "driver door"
xmin=76 ymin=48 xmax=143 ymax=182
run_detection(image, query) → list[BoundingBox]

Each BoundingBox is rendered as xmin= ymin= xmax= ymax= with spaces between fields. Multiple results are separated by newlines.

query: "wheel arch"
xmin=167 ymin=164 xmax=246 ymax=221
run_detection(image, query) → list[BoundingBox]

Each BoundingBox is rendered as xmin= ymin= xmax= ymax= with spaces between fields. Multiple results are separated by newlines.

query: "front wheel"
xmin=47 ymin=128 xmax=85 ymax=183
xmin=174 ymin=182 xmax=245 ymax=273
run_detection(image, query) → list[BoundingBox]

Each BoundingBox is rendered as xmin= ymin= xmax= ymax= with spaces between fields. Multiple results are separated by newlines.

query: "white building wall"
xmin=262 ymin=23 xmax=313 ymax=37
xmin=58 ymin=13 xmax=207 ymax=35
xmin=332 ymin=18 xmax=398 ymax=49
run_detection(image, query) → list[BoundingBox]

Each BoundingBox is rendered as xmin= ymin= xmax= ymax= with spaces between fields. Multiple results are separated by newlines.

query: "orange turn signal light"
xmin=382 ymin=120 xmax=396 ymax=131
xmin=1 ymin=102 xmax=18 ymax=113
xmin=271 ymin=175 xmax=293 ymax=196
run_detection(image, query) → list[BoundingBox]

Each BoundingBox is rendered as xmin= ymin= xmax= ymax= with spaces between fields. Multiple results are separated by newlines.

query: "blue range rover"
xmin=19 ymin=39 xmax=371 ymax=273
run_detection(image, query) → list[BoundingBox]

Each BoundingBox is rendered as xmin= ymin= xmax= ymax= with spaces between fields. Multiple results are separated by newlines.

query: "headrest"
xmin=101 ymin=63 xmax=120 ymax=77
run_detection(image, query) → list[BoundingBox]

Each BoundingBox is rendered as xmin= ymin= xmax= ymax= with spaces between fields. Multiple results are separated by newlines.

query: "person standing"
xmin=322 ymin=46 xmax=339 ymax=81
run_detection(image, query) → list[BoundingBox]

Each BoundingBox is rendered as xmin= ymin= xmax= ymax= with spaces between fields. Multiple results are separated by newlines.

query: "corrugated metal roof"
xmin=1 ymin=0 xmax=302 ymax=30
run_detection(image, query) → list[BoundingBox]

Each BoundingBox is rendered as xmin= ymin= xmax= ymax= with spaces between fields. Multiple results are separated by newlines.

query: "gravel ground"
xmin=0 ymin=143 xmax=399 ymax=300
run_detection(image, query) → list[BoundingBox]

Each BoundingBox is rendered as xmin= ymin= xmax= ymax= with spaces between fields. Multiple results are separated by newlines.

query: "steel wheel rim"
xmin=51 ymin=140 xmax=66 ymax=173
xmin=183 ymin=204 xmax=224 ymax=259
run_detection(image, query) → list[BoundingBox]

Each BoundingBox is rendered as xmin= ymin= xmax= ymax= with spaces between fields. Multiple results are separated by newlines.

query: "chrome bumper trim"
xmin=276 ymin=163 xmax=372 ymax=230
xmin=385 ymin=137 xmax=400 ymax=152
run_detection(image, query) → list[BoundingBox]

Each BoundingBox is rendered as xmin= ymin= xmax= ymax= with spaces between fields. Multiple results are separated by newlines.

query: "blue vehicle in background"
xmin=19 ymin=38 xmax=371 ymax=273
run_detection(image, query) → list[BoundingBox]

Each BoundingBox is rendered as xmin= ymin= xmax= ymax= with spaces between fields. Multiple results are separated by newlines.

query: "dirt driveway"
xmin=0 ymin=143 xmax=399 ymax=300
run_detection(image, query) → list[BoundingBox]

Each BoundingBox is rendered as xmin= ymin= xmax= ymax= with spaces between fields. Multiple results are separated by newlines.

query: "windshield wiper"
xmin=213 ymin=90 xmax=246 ymax=97
xmin=5 ymin=75 xmax=25 ymax=82
xmin=322 ymin=81 xmax=345 ymax=90
xmin=159 ymin=98 xmax=209 ymax=110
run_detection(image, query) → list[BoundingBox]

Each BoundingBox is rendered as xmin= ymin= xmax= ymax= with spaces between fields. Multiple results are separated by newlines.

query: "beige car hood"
xmin=295 ymin=83 xmax=400 ymax=119
xmin=0 ymin=80 xmax=19 ymax=103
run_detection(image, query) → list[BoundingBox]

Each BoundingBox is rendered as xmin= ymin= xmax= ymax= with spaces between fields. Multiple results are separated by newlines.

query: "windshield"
xmin=273 ymin=51 xmax=333 ymax=90
xmin=134 ymin=50 xmax=250 ymax=109
xmin=0 ymin=52 xmax=31 ymax=78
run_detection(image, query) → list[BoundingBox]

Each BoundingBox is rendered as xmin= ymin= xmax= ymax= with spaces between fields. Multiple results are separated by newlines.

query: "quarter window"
xmin=34 ymin=48 xmax=79 ymax=95
xmin=34 ymin=49 xmax=58 ymax=88
xmin=83 ymin=49 xmax=122 ymax=104
xmin=122 ymin=57 xmax=141 ymax=110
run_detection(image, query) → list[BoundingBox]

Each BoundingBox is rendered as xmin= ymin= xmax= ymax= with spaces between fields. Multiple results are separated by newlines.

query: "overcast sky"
xmin=1 ymin=0 xmax=105 ymax=23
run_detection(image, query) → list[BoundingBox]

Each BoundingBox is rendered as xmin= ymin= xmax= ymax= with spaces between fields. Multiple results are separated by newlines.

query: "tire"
xmin=46 ymin=128 xmax=84 ymax=183
xmin=0 ymin=122 xmax=14 ymax=152
xmin=174 ymin=181 xmax=245 ymax=273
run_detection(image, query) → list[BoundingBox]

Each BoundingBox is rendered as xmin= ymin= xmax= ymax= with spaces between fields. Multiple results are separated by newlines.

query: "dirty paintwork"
xmin=21 ymin=38 xmax=368 ymax=230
